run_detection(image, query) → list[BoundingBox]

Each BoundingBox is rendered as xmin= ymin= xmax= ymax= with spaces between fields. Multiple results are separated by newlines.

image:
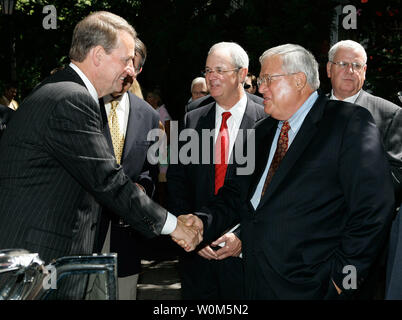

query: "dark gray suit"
xmin=96 ymin=92 xmax=160 ymax=277
xmin=167 ymin=96 xmax=266 ymax=299
xmin=199 ymin=94 xmax=394 ymax=299
xmin=354 ymin=90 xmax=402 ymax=205
xmin=0 ymin=104 xmax=14 ymax=139
xmin=0 ymin=66 xmax=167 ymax=298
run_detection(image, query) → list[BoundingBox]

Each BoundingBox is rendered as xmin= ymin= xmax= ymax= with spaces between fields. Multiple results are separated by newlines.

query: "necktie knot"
xmin=110 ymin=100 xmax=119 ymax=112
xmin=281 ymin=120 xmax=291 ymax=134
xmin=221 ymin=112 xmax=232 ymax=126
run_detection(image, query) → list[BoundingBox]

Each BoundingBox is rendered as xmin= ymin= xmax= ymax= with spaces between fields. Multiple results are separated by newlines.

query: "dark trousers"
xmin=179 ymin=252 xmax=245 ymax=300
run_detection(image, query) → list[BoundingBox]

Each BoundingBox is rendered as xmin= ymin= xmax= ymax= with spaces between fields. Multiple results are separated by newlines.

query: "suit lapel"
xmin=258 ymin=94 xmax=327 ymax=207
xmin=99 ymin=98 xmax=114 ymax=152
xmin=122 ymin=93 xmax=142 ymax=161
xmin=197 ymin=104 xmax=217 ymax=194
xmin=247 ymin=117 xmax=277 ymax=199
xmin=228 ymin=98 xmax=259 ymax=175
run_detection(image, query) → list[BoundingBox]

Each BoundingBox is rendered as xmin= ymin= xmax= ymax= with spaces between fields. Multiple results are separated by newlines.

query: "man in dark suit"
xmin=327 ymin=39 xmax=402 ymax=206
xmin=182 ymin=44 xmax=395 ymax=299
xmin=0 ymin=11 xmax=200 ymax=299
xmin=327 ymin=40 xmax=402 ymax=299
xmin=167 ymin=42 xmax=266 ymax=299
xmin=94 ymin=38 xmax=159 ymax=300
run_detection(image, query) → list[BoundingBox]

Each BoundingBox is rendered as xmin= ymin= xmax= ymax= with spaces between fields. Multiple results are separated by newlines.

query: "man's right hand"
xmin=170 ymin=214 xmax=203 ymax=252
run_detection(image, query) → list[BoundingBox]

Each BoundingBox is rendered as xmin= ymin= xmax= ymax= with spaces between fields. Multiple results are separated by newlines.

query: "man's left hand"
xmin=211 ymin=233 xmax=242 ymax=260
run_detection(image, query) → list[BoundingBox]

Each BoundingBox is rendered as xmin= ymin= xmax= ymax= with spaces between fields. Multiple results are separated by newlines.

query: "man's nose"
xmin=258 ymin=82 xmax=266 ymax=95
xmin=125 ymin=59 xmax=135 ymax=76
xmin=345 ymin=64 xmax=356 ymax=74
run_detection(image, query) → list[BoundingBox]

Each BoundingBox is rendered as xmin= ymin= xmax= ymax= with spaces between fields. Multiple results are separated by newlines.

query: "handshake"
xmin=170 ymin=214 xmax=204 ymax=252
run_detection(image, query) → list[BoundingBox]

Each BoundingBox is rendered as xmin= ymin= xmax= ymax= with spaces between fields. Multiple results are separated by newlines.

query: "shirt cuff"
xmin=160 ymin=212 xmax=177 ymax=235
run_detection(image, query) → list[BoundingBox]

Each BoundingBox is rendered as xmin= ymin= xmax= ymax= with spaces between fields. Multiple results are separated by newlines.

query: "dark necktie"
xmin=260 ymin=121 xmax=291 ymax=198
xmin=215 ymin=112 xmax=232 ymax=195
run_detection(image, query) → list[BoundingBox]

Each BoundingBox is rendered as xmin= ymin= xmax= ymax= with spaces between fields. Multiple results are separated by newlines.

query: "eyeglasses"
xmin=329 ymin=61 xmax=366 ymax=72
xmin=244 ymin=83 xmax=251 ymax=89
xmin=257 ymin=73 xmax=297 ymax=87
xmin=202 ymin=67 xmax=241 ymax=77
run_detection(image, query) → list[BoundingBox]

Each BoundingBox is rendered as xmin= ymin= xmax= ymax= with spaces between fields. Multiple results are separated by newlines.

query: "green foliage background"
xmin=0 ymin=0 xmax=400 ymax=119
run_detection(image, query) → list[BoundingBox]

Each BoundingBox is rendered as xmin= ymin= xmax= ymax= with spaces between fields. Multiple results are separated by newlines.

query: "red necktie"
xmin=215 ymin=112 xmax=232 ymax=195
xmin=260 ymin=121 xmax=291 ymax=198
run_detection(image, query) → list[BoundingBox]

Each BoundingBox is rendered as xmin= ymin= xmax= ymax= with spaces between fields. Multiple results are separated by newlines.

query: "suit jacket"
xmin=386 ymin=205 xmax=402 ymax=299
xmin=96 ymin=92 xmax=160 ymax=276
xmin=199 ymin=93 xmax=395 ymax=299
xmin=354 ymin=90 xmax=402 ymax=205
xmin=167 ymin=96 xmax=266 ymax=228
xmin=0 ymin=66 xmax=167 ymax=265
xmin=0 ymin=104 xmax=14 ymax=139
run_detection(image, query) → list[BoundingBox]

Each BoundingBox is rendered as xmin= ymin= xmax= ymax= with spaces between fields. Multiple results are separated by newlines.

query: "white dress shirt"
xmin=103 ymin=93 xmax=130 ymax=138
xmin=69 ymin=62 xmax=177 ymax=235
xmin=330 ymin=89 xmax=361 ymax=103
xmin=215 ymin=93 xmax=247 ymax=160
xmin=69 ymin=63 xmax=99 ymax=105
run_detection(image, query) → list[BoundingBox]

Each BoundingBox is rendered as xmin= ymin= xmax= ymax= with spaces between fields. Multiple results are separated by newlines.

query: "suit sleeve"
xmin=44 ymin=92 xmax=167 ymax=238
xmin=330 ymin=107 xmax=395 ymax=293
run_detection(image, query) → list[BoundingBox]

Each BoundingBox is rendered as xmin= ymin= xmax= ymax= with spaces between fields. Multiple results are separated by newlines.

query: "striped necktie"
xmin=260 ymin=121 xmax=291 ymax=198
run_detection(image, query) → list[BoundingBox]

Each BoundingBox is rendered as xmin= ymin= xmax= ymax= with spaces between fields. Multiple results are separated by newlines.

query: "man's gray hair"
xmin=69 ymin=11 xmax=136 ymax=62
xmin=191 ymin=77 xmax=206 ymax=91
xmin=328 ymin=40 xmax=367 ymax=64
xmin=208 ymin=42 xmax=249 ymax=69
xmin=259 ymin=44 xmax=320 ymax=90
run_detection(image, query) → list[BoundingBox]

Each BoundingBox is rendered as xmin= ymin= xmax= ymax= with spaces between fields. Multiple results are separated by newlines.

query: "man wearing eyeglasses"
xmin=327 ymin=40 xmax=402 ymax=300
xmin=327 ymin=40 xmax=402 ymax=208
xmin=244 ymin=73 xmax=257 ymax=95
xmin=167 ymin=42 xmax=266 ymax=299
xmin=180 ymin=43 xmax=395 ymax=299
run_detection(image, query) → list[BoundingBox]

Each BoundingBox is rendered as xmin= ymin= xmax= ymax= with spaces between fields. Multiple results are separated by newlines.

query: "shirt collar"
xmin=281 ymin=90 xmax=318 ymax=134
xmin=215 ymin=92 xmax=247 ymax=123
xmin=69 ymin=62 xmax=99 ymax=105
xmin=330 ymin=89 xmax=361 ymax=104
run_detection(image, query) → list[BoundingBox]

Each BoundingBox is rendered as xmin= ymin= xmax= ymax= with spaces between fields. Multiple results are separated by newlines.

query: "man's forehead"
xmin=206 ymin=50 xmax=232 ymax=65
xmin=260 ymin=56 xmax=283 ymax=73
xmin=335 ymin=47 xmax=365 ymax=60
xmin=193 ymin=82 xmax=206 ymax=89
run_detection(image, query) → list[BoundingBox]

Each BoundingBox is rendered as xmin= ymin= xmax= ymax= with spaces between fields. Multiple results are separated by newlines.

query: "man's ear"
xmin=295 ymin=72 xmax=307 ymax=91
xmin=91 ymin=45 xmax=104 ymax=67
xmin=326 ymin=61 xmax=332 ymax=78
xmin=239 ymin=68 xmax=248 ymax=83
